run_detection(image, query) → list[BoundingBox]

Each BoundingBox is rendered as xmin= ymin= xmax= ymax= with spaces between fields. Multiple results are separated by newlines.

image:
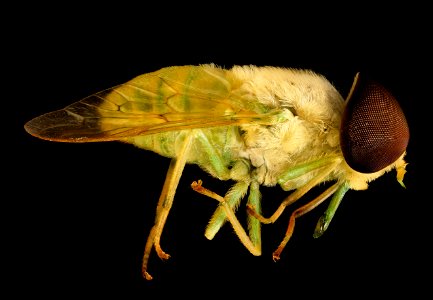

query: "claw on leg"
xmin=155 ymin=244 xmax=171 ymax=260
xmin=143 ymin=271 xmax=153 ymax=281
xmin=191 ymin=180 xmax=225 ymax=202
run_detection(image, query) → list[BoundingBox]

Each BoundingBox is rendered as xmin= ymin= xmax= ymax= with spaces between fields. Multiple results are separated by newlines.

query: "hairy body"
xmin=25 ymin=64 xmax=409 ymax=280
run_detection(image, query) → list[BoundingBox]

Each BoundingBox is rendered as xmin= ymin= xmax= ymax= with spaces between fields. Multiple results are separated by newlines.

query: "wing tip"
xmin=24 ymin=110 xmax=89 ymax=142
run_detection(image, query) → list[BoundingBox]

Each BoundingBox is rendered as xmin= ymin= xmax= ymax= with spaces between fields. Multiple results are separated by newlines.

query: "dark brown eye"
xmin=340 ymin=73 xmax=409 ymax=173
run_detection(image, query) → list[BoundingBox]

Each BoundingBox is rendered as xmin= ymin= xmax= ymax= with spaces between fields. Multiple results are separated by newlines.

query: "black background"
xmin=7 ymin=4 xmax=430 ymax=298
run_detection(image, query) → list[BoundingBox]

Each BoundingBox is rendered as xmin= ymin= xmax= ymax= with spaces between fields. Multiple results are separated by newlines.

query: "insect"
xmin=24 ymin=64 xmax=409 ymax=280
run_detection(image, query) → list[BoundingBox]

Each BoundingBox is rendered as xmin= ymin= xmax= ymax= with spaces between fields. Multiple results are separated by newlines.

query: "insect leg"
xmin=192 ymin=180 xmax=261 ymax=256
xmin=277 ymin=156 xmax=340 ymax=186
xmin=191 ymin=131 xmax=261 ymax=253
xmin=247 ymin=158 xmax=341 ymax=224
xmin=272 ymin=182 xmax=341 ymax=261
xmin=202 ymin=160 xmax=251 ymax=240
xmin=142 ymin=131 xmax=193 ymax=280
xmin=193 ymin=130 xmax=233 ymax=179
xmin=203 ymin=180 xmax=249 ymax=240
xmin=247 ymin=180 xmax=262 ymax=251
xmin=313 ymin=183 xmax=350 ymax=238
xmin=193 ymin=131 xmax=252 ymax=236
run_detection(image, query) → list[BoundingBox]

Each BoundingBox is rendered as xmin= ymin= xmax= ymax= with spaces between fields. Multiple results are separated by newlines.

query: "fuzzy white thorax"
xmin=230 ymin=66 xmax=345 ymax=187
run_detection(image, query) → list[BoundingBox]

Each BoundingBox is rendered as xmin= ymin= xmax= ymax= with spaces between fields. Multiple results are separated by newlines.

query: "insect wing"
xmin=24 ymin=65 xmax=270 ymax=142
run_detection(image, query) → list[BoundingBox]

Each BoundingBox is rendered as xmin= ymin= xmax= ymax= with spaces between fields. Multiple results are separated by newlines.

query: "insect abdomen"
xmin=127 ymin=126 xmax=245 ymax=178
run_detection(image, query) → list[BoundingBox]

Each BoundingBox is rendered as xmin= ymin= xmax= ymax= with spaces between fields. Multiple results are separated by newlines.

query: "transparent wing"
xmin=25 ymin=65 xmax=275 ymax=142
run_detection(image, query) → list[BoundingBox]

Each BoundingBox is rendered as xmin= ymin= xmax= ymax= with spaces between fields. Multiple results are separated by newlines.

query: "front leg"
xmin=247 ymin=157 xmax=341 ymax=224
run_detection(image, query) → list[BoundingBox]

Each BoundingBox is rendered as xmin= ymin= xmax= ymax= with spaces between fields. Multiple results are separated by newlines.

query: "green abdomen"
xmin=125 ymin=126 xmax=244 ymax=170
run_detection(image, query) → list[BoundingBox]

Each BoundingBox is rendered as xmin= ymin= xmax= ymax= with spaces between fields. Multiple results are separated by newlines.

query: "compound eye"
xmin=340 ymin=73 xmax=409 ymax=173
